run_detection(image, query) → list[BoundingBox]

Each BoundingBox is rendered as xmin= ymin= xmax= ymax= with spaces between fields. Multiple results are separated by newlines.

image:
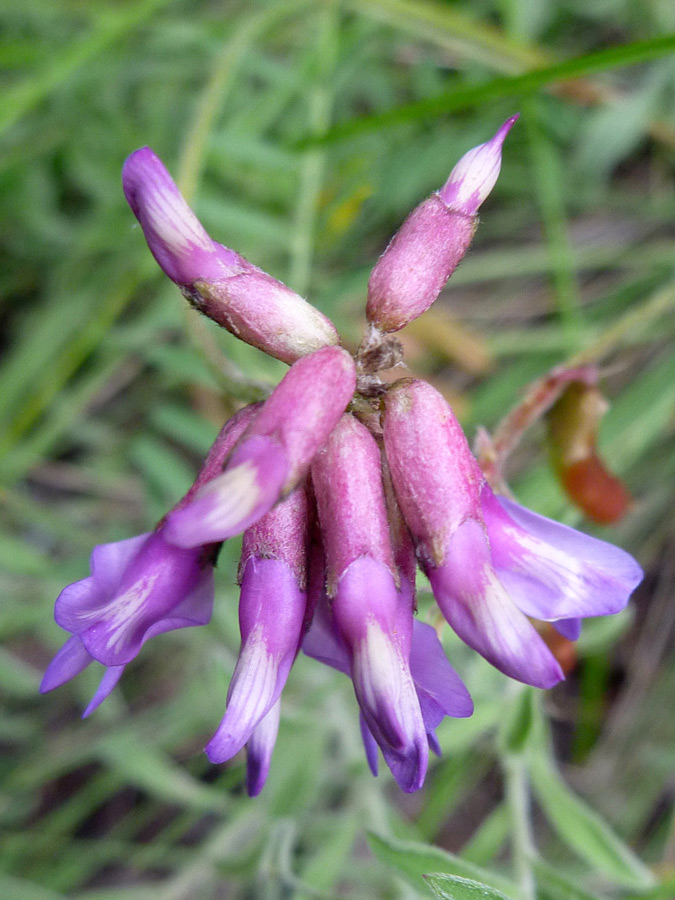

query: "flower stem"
xmin=503 ymin=753 xmax=537 ymax=900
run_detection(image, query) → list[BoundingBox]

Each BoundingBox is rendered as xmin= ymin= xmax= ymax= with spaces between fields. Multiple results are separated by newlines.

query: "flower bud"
xmin=311 ymin=414 xmax=428 ymax=792
xmin=205 ymin=488 xmax=309 ymax=767
xmin=383 ymin=378 xmax=641 ymax=688
xmin=366 ymin=117 xmax=517 ymax=334
xmin=123 ymin=147 xmax=340 ymax=364
xmin=164 ymin=346 xmax=357 ymax=548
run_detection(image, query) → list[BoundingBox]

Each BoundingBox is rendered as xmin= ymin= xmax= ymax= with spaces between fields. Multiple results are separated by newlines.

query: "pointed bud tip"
xmin=122 ymin=146 xmax=230 ymax=285
xmin=439 ymin=114 xmax=519 ymax=215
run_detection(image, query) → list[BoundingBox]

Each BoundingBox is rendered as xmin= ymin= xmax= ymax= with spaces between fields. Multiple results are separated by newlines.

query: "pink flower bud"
xmin=123 ymin=147 xmax=340 ymax=364
xmin=164 ymin=346 xmax=356 ymax=548
xmin=383 ymin=378 xmax=642 ymax=688
xmin=366 ymin=117 xmax=518 ymax=334
xmin=311 ymin=414 xmax=428 ymax=792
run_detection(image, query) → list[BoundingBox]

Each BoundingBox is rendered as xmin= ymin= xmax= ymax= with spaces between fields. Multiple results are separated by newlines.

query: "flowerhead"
xmin=42 ymin=118 xmax=644 ymax=798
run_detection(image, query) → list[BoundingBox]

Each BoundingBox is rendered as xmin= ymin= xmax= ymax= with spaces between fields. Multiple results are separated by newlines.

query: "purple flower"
xmin=382 ymin=379 xmax=643 ymax=688
xmin=40 ymin=531 xmax=214 ymax=714
xmin=41 ymin=404 xmax=260 ymax=713
xmin=123 ymin=147 xmax=339 ymax=364
xmin=365 ymin=117 xmax=518 ymax=335
xmin=205 ymin=488 xmax=310 ymax=781
xmin=164 ymin=346 xmax=357 ymax=548
xmin=311 ymin=414 xmax=432 ymax=792
xmin=304 ymin=610 xmax=473 ymax=775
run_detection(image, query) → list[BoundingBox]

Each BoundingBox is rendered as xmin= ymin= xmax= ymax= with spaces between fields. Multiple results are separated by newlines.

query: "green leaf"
xmin=530 ymin=753 xmax=655 ymax=889
xmin=299 ymin=34 xmax=675 ymax=146
xmin=95 ymin=731 xmax=223 ymax=812
xmin=622 ymin=876 xmax=675 ymax=900
xmin=367 ymin=833 xmax=516 ymax=898
xmin=532 ymin=858 xmax=610 ymax=900
xmin=0 ymin=876 xmax=65 ymax=900
xmin=424 ymin=873 xmax=513 ymax=900
xmin=497 ymin=686 xmax=536 ymax=755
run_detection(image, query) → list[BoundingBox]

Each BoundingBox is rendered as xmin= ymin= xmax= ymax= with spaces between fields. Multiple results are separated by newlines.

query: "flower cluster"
xmin=42 ymin=119 xmax=643 ymax=794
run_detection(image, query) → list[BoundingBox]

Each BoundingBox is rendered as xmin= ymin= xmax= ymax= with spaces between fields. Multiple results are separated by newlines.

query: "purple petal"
xmin=246 ymin=699 xmax=281 ymax=797
xmin=122 ymin=147 xmax=240 ymax=285
xmin=482 ymin=488 xmax=643 ymax=623
xmin=163 ymin=437 xmax=289 ymax=549
xmin=55 ymin=534 xmax=153 ymax=634
xmin=429 ymin=519 xmax=564 ymax=689
xmin=380 ymin=735 xmax=428 ymax=794
xmin=205 ymin=641 xmax=281 ymax=764
xmin=90 ymin=534 xmax=152 ymax=594
xmin=82 ymin=665 xmax=126 ymax=718
xmin=79 ymin=536 xmax=203 ymax=666
xmin=410 ymin=620 xmax=474 ymax=719
xmin=301 ymin=600 xmax=350 ymax=675
xmin=141 ymin=565 xmax=215 ymax=639
xmin=206 ymin=558 xmax=306 ymax=764
xmin=552 ymin=617 xmax=582 ymax=641
xmin=40 ymin=635 xmax=93 ymax=693
xmin=359 ymin=714 xmax=380 ymax=777
xmin=428 ymin=731 xmax=442 ymax=757
xmin=439 ymin=115 xmax=518 ymax=215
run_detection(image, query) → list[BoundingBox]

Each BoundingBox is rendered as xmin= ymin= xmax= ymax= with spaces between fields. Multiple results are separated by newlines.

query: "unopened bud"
xmin=164 ymin=346 xmax=357 ymax=547
xmin=366 ymin=117 xmax=518 ymax=334
xmin=123 ymin=147 xmax=340 ymax=364
xmin=439 ymin=115 xmax=519 ymax=216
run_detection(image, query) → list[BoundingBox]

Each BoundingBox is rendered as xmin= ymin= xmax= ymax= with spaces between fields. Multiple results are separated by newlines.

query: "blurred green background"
xmin=1 ymin=1 xmax=674 ymax=898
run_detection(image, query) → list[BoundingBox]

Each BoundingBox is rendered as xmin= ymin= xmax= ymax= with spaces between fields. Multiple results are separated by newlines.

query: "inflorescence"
xmin=41 ymin=118 xmax=643 ymax=794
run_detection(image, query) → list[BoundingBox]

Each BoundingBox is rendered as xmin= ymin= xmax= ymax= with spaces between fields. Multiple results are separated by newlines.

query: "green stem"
xmin=503 ymin=753 xmax=537 ymax=900
xmin=298 ymin=32 xmax=675 ymax=147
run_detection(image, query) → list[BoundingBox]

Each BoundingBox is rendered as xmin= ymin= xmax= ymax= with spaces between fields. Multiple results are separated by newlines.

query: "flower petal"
xmin=439 ymin=115 xmax=518 ymax=215
xmin=205 ymin=636 xmax=280 ymax=764
xmin=428 ymin=731 xmax=442 ymax=757
xmin=380 ymin=735 xmax=428 ymax=794
xmin=410 ymin=620 xmax=474 ymax=719
xmin=552 ymin=617 xmax=582 ymax=641
xmin=79 ymin=537 xmax=203 ymax=666
xmin=82 ymin=665 xmax=126 ymax=718
xmin=429 ymin=519 xmax=563 ymax=688
xmin=359 ymin=714 xmax=380 ymax=777
xmin=55 ymin=534 xmax=153 ymax=634
xmin=482 ymin=488 xmax=643 ymax=622
xmin=90 ymin=534 xmax=152 ymax=594
xmin=142 ymin=565 xmax=215 ymax=638
xmin=246 ymin=699 xmax=281 ymax=797
xmin=40 ymin=635 xmax=93 ymax=693
xmin=163 ymin=438 xmax=289 ymax=549
xmin=302 ymin=600 xmax=350 ymax=675
xmin=122 ymin=147 xmax=238 ymax=285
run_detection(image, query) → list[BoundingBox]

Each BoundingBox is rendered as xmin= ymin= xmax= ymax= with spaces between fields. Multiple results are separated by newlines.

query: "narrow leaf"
xmin=424 ymin=873 xmax=513 ymax=900
xmin=367 ymin=833 xmax=516 ymax=897
xmin=299 ymin=34 xmax=675 ymax=146
xmin=530 ymin=754 xmax=655 ymax=888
